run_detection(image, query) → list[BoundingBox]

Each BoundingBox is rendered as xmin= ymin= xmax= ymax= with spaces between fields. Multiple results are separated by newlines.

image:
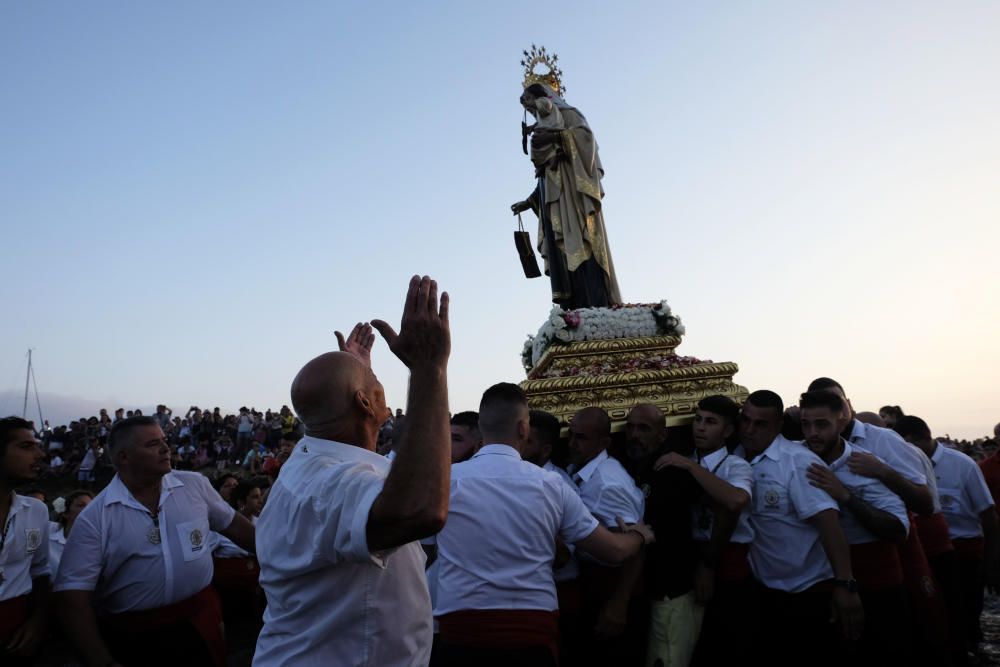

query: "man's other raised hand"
xmin=372 ymin=275 xmax=450 ymax=372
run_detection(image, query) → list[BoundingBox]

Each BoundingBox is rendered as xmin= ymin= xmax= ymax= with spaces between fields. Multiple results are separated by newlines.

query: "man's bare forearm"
xmin=843 ymin=494 xmax=907 ymax=544
xmin=811 ymin=509 xmax=854 ymax=580
xmin=369 ymin=366 xmax=450 ymax=549
xmin=880 ymin=469 xmax=933 ymax=516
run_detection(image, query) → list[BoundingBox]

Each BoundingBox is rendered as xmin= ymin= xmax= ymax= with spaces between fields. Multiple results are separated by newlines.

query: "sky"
xmin=2 ymin=2 xmax=998 ymax=439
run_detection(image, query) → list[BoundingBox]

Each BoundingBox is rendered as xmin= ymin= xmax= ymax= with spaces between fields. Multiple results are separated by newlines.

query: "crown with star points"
xmin=521 ymin=44 xmax=564 ymax=96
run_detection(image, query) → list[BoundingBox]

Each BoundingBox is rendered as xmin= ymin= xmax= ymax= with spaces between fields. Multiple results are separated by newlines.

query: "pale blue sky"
xmin=3 ymin=2 xmax=999 ymax=438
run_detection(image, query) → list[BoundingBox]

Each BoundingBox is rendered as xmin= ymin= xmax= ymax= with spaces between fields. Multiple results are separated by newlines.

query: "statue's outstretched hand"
xmin=372 ymin=275 xmax=450 ymax=372
xmin=511 ymin=200 xmax=531 ymax=215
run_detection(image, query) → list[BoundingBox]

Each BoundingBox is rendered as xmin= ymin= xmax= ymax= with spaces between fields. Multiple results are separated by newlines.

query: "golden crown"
xmin=521 ymin=44 xmax=564 ymax=96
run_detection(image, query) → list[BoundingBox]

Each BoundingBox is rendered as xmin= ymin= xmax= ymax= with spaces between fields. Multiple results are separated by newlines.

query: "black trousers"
xmin=430 ymin=640 xmax=556 ymax=667
xmin=103 ymin=618 xmax=216 ymax=667
xmin=928 ymin=549 xmax=964 ymax=666
xmin=753 ymin=583 xmax=840 ymax=667
xmin=691 ymin=576 xmax=759 ymax=666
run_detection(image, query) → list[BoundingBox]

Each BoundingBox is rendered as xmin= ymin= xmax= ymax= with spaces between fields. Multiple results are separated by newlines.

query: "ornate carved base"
xmin=520 ymin=335 xmax=748 ymax=428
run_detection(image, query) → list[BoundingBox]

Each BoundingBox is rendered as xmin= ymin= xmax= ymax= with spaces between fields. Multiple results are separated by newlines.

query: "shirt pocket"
xmin=755 ymin=481 xmax=791 ymax=515
xmin=175 ymin=519 xmax=211 ymax=562
xmin=937 ymin=485 xmax=962 ymax=514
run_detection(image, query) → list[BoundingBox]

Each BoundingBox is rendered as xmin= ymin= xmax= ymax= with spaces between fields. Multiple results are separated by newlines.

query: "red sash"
xmin=718 ymin=542 xmax=751 ymax=584
xmin=438 ymin=609 xmax=560 ymax=661
xmin=914 ymin=513 xmax=954 ymax=557
xmin=104 ymin=586 xmax=226 ymax=667
xmin=952 ymin=536 xmax=985 ymax=560
xmin=850 ymin=541 xmax=903 ymax=591
xmin=211 ymin=556 xmax=260 ymax=589
xmin=0 ymin=594 xmax=30 ymax=639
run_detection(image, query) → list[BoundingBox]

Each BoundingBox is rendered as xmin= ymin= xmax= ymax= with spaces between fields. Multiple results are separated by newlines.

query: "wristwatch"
xmin=832 ymin=578 xmax=859 ymax=593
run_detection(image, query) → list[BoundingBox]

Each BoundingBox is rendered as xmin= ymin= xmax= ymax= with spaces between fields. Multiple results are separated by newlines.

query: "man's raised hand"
xmin=335 ymin=323 xmax=375 ymax=368
xmin=372 ymin=275 xmax=450 ymax=371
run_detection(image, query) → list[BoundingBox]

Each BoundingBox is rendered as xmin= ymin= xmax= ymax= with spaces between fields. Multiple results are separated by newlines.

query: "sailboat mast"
xmin=23 ymin=349 xmax=31 ymax=419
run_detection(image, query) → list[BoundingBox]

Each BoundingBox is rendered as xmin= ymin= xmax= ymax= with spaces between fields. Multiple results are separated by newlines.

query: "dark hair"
xmin=108 ymin=415 xmax=159 ymax=458
xmin=807 ymin=377 xmax=844 ymax=393
xmin=529 ymin=409 xmax=561 ymax=447
xmin=894 ymin=415 xmax=931 ymax=441
xmin=451 ymin=411 xmax=481 ymax=430
xmin=879 ymin=405 xmax=905 ymax=419
xmin=231 ymin=479 xmax=261 ymax=510
xmin=479 ymin=382 xmax=528 ymax=412
xmin=524 ymin=83 xmax=550 ymax=98
xmin=280 ymin=431 xmax=302 ymax=443
xmin=799 ymin=390 xmax=845 ymax=413
xmin=213 ymin=473 xmax=238 ymax=492
xmin=745 ymin=390 xmax=784 ymax=415
xmin=0 ymin=416 xmax=34 ymax=456
xmin=59 ymin=489 xmax=95 ymax=524
xmin=697 ymin=395 xmax=740 ymax=427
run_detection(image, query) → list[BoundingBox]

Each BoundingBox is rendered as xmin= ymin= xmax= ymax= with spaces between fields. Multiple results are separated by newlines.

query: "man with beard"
xmin=739 ymin=390 xmax=862 ymax=666
xmin=624 ymin=403 xmax=701 ymax=667
xmin=654 ymin=395 xmax=753 ymax=665
xmin=800 ymin=390 xmax=911 ymax=664
xmin=0 ymin=417 xmax=50 ymax=666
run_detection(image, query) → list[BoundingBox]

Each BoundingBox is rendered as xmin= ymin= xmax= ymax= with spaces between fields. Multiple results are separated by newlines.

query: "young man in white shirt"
xmin=0 ymin=417 xmax=50 ymax=666
xmin=740 ymin=390 xmax=863 ymax=666
xmin=253 ymin=276 xmax=453 ymax=667
xmin=54 ymin=416 xmax=256 ymax=667
xmin=432 ymin=383 xmax=653 ymax=666
xmin=896 ymin=415 xmax=1000 ymax=657
xmin=655 ymin=394 xmax=754 ymax=666
xmin=799 ymin=390 xmax=911 ymax=663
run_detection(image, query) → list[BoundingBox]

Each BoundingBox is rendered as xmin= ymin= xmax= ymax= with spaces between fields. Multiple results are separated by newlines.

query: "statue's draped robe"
xmin=527 ymin=97 xmax=622 ymax=309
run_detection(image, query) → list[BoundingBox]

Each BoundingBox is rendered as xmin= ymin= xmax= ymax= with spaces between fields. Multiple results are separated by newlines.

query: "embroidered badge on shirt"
xmin=764 ymin=490 xmax=780 ymax=508
xmin=25 ymin=528 xmax=41 ymax=554
xmin=190 ymin=528 xmax=204 ymax=552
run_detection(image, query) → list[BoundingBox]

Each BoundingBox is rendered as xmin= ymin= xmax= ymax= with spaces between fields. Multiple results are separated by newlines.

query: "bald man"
xmin=253 ymin=276 xmax=451 ymax=667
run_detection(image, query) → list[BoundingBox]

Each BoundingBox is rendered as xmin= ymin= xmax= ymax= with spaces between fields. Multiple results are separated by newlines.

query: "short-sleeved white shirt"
xmin=748 ymin=435 xmax=840 ymax=592
xmin=543 ymin=460 xmax=582 ymax=582
xmin=434 ymin=444 xmax=598 ymax=615
xmin=691 ymin=447 xmax=755 ymax=544
xmin=829 ymin=442 xmax=910 ymax=544
xmin=570 ymin=450 xmax=645 ymax=527
xmin=253 ymin=436 xmax=432 ymax=667
xmin=48 ymin=521 xmax=66 ymax=578
xmin=0 ymin=493 xmax=50 ymax=602
xmin=932 ymin=444 xmax=995 ymax=540
xmin=848 ymin=420 xmax=927 ymax=487
xmin=54 ymin=471 xmax=235 ymax=612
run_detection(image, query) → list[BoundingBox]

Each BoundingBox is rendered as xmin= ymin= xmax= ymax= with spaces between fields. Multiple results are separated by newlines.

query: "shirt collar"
xmin=473 ymin=444 xmax=522 ymax=459
xmin=750 ymin=434 xmax=788 ymax=464
xmin=6 ymin=491 xmax=33 ymax=519
xmin=298 ymin=435 xmax=390 ymax=473
xmin=848 ymin=419 xmax=866 ymax=443
xmin=828 ymin=440 xmax=853 ymax=470
xmin=931 ymin=441 xmax=946 ymax=465
xmin=104 ymin=471 xmax=184 ymax=512
xmin=574 ymin=449 xmax=609 ymax=482
xmin=697 ymin=447 xmax=729 ymax=470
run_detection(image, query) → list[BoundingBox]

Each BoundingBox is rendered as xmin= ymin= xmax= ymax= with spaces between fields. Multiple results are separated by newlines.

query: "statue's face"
xmin=520 ymin=90 xmax=537 ymax=111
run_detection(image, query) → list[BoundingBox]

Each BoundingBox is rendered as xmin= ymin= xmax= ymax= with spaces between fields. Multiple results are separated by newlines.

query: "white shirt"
xmin=79 ymin=448 xmax=97 ymax=471
xmin=829 ymin=442 xmax=910 ymax=544
xmin=434 ymin=444 xmax=598 ymax=616
xmin=54 ymin=471 xmax=235 ymax=612
xmin=931 ymin=443 xmax=995 ymax=540
xmin=570 ymin=450 xmax=645 ymax=527
xmin=0 ymin=493 xmax=50 ymax=602
xmin=48 ymin=521 xmax=66 ymax=578
xmin=748 ymin=435 xmax=840 ymax=592
xmin=543 ymin=460 xmax=582 ymax=582
xmin=848 ymin=420 xmax=927 ymax=487
xmin=253 ymin=436 xmax=431 ymax=667
xmin=692 ymin=447 xmax=755 ymax=544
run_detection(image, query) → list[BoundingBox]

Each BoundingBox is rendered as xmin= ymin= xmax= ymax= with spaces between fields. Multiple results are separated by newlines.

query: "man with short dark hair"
xmin=0 ymin=416 xmax=50 ymax=666
xmin=799 ymin=390 xmax=910 ymax=662
xmin=431 ymin=383 xmax=653 ymax=666
xmin=739 ymin=389 xmax=863 ymax=664
xmin=449 ymin=411 xmax=482 ymax=464
xmin=896 ymin=415 xmax=999 ymax=657
xmin=524 ymin=409 xmax=572 ymax=484
xmin=55 ymin=415 xmax=256 ymax=667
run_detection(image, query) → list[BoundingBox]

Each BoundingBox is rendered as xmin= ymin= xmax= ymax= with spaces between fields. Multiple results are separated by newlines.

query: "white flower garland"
xmin=522 ymin=301 xmax=686 ymax=371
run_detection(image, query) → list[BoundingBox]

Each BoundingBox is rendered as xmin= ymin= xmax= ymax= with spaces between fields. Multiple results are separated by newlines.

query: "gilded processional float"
xmin=511 ymin=46 xmax=747 ymax=428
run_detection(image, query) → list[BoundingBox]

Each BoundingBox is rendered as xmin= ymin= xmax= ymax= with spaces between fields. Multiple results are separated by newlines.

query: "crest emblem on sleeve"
xmin=25 ymin=528 xmax=41 ymax=553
